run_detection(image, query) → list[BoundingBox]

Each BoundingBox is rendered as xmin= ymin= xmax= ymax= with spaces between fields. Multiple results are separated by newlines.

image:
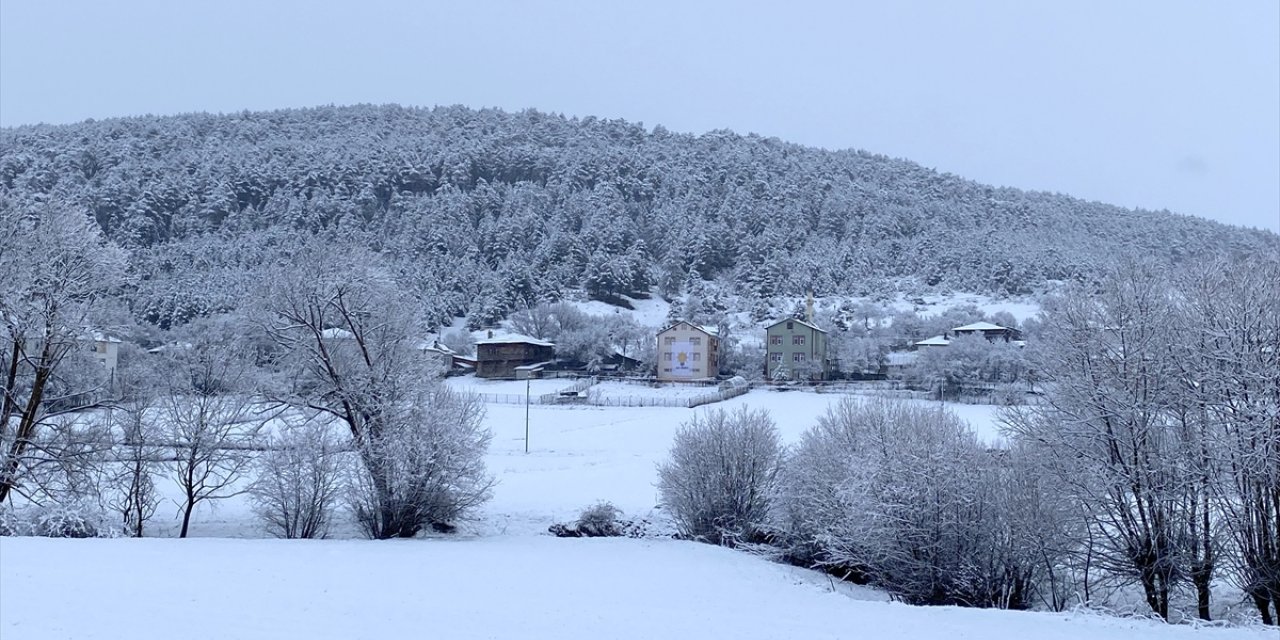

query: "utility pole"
xmin=524 ymin=377 xmax=531 ymax=454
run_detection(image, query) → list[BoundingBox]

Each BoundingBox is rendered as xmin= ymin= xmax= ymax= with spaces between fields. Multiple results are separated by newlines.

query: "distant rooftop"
xmin=952 ymin=321 xmax=1010 ymax=332
xmin=915 ymin=335 xmax=951 ymax=347
xmin=766 ymin=317 xmax=827 ymax=333
xmin=476 ymin=334 xmax=555 ymax=347
xmin=659 ymin=321 xmax=719 ymax=337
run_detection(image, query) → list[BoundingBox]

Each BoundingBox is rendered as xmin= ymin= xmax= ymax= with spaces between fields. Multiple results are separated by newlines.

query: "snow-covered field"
xmin=443 ymin=376 xmax=576 ymax=398
xmin=1 ymin=535 xmax=1266 ymax=640
xmin=6 ymin=386 xmax=1259 ymax=639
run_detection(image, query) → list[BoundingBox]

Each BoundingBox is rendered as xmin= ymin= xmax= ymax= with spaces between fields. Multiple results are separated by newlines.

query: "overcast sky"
xmin=2 ymin=1 xmax=1277 ymax=231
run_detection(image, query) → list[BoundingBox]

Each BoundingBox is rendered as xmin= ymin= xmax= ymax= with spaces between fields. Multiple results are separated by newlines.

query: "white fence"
xmin=469 ymin=376 xmax=600 ymax=406
xmin=468 ymin=375 xmax=752 ymax=409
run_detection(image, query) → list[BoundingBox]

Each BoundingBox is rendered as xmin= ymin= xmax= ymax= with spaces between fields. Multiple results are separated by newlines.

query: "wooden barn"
xmin=475 ymin=335 xmax=556 ymax=379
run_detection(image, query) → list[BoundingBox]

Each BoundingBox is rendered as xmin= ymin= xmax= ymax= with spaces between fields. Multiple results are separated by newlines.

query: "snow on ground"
xmin=482 ymin=388 xmax=1005 ymax=534
xmin=567 ymin=292 xmax=672 ymax=328
xmin=913 ymin=294 xmax=1041 ymax=322
xmin=587 ymin=380 xmax=718 ymax=400
xmin=1 ymin=535 xmax=1266 ymax=640
xmin=443 ymin=376 xmax=575 ymax=397
xmin=46 ymin=386 xmax=1007 ymax=539
xmin=4 ymin=386 xmax=1265 ymax=637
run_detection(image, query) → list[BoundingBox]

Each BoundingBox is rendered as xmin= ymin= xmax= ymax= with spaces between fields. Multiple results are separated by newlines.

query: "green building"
xmin=764 ymin=318 xmax=829 ymax=381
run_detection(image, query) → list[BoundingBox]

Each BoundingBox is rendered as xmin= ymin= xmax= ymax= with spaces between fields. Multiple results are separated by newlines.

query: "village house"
xmin=87 ymin=331 xmax=121 ymax=380
xmin=951 ymin=321 xmax=1023 ymax=343
xmin=475 ymin=335 xmax=556 ymax=379
xmin=655 ymin=321 xmax=719 ymax=381
xmin=914 ymin=334 xmax=951 ymax=348
xmin=764 ymin=317 xmax=830 ymax=381
xmin=913 ymin=321 xmax=1024 ymax=350
xmin=418 ymin=340 xmax=459 ymax=375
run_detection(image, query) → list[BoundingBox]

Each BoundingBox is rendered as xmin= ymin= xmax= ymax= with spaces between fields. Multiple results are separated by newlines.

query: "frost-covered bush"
xmin=550 ymin=501 xmax=624 ymax=538
xmin=349 ymin=386 xmax=494 ymax=539
xmin=657 ymin=407 xmax=782 ymax=546
xmin=576 ymin=501 xmax=623 ymax=537
xmin=0 ymin=503 xmax=120 ymax=538
xmin=779 ymin=398 xmax=1050 ymax=608
xmin=250 ymin=421 xmax=347 ymax=539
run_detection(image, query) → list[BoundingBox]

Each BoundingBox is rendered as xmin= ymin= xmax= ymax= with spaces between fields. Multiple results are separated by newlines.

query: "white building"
xmin=655 ymin=321 xmax=719 ymax=381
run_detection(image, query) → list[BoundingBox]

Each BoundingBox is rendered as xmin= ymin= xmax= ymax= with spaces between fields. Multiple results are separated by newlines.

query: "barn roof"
xmin=915 ymin=335 xmax=951 ymax=347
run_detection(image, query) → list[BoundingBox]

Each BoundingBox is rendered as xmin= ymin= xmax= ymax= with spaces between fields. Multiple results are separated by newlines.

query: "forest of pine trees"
xmin=2 ymin=104 xmax=1276 ymax=330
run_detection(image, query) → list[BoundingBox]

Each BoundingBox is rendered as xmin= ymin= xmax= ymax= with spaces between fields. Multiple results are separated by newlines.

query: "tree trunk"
xmin=179 ymin=500 xmax=194 ymax=538
xmin=1250 ymin=589 xmax=1274 ymax=626
xmin=0 ymin=363 xmax=52 ymax=504
xmin=0 ymin=338 xmax=21 ymax=441
xmin=1191 ymin=561 xmax=1212 ymax=621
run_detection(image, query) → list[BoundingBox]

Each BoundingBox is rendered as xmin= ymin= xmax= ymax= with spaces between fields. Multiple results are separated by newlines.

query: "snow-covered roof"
xmin=417 ymin=339 xmax=455 ymax=354
xmin=658 ymin=321 xmax=719 ymax=337
xmin=81 ymin=330 xmax=122 ymax=343
xmin=513 ymin=360 xmax=556 ymax=371
xmin=952 ymin=321 xmax=1009 ymax=332
xmin=321 ymin=327 xmax=355 ymax=340
xmin=915 ymin=335 xmax=951 ymax=347
xmin=476 ymin=334 xmax=555 ymax=347
xmin=765 ymin=317 xmax=827 ymax=333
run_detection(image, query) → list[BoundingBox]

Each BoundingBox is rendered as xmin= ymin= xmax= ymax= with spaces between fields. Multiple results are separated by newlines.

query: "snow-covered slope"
xmin=1 ymin=535 xmax=1267 ymax=640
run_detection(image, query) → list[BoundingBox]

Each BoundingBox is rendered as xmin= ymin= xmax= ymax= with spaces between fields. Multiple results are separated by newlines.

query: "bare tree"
xmin=108 ymin=405 xmax=162 ymax=538
xmin=0 ymin=204 xmax=127 ymax=503
xmin=255 ymin=242 xmax=493 ymax=539
xmin=1007 ymin=261 xmax=1190 ymax=620
xmin=1175 ymin=258 xmax=1280 ymax=624
xmin=657 ymin=406 xmax=782 ymax=546
xmin=161 ymin=340 xmax=263 ymax=538
xmin=249 ymin=417 xmax=346 ymax=539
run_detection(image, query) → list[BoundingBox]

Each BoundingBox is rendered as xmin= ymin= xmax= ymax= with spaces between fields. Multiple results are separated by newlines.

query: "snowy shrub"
xmin=576 ymin=501 xmax=623 ymax=537
xmin=348 ymin=385 xmax=494 ymax=539
xmin=0 ymin=503 xmax=120 ymax=538
xmin=0 ymin=506 xmax=19 ymax=537
xmin=657 ymin=407 xmax=783 ymax=546
xmin=550 ymin=501 xmax=624 ymax=538
xmin=779 ymin=398 xmax=1049 ymax=608
xmin=549 ymin=502 xmax=665 ymax=538
xmin=250 ymin=421 xmax=347 ymax=539
xmin=35 ymin=505 xmax=115 ymax=538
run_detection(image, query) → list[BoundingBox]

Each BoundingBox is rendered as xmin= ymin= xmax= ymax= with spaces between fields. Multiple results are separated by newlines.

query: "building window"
xmin=663 ymin=367 xmax=671 ymax=372
xmin=693 ymin=352 xmax=701 ymax=361
xmin=787 ymin=322 xmax=793 ymax=330
xmin=664 ymin=337 xmax=675 ymax=345
xmin=793 ymin=353 xmax=806 ymax=362
xmin=693 ymin=368 xmax=701 ymax=373
xmin=690 ymin=336 xmax=701 ymax=346
xmin=770 ymin=335 xmax=781 ymax=345
xmin=664 ymin=352 xmax=672 ymax=361
xmin=770 ymin=352 xmax=782 ymax=362
xmin=793 ymin=335 xmax=805 ymax=345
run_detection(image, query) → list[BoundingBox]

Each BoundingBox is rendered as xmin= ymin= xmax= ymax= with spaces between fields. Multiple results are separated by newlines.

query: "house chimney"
xmin=805 ymin=291 xmax=815 ymax=324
